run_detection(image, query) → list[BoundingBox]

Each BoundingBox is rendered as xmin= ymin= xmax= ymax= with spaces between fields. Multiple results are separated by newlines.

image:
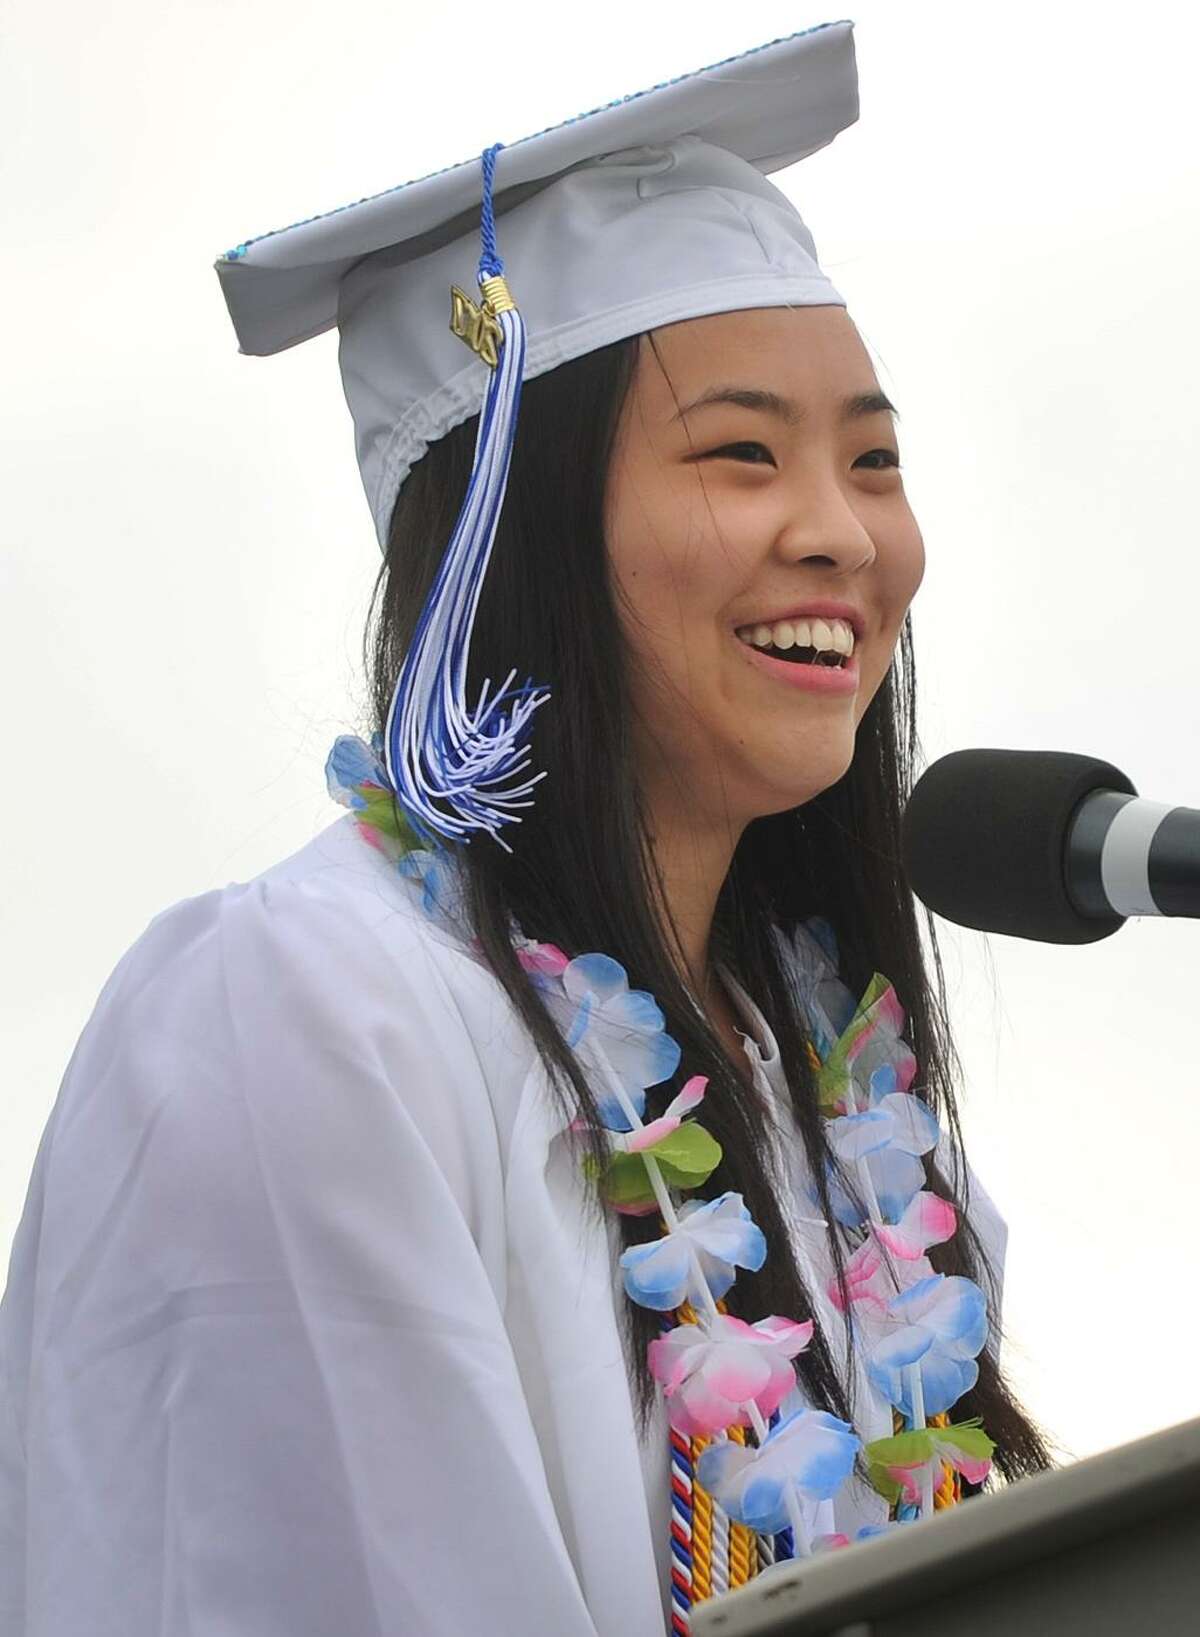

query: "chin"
xmin=743 ymin=751 xmax=857 ymax=820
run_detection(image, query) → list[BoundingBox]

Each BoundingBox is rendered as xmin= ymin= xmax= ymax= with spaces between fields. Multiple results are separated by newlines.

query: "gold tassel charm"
xmin=449 ymin=275 xmax=516 ymax=368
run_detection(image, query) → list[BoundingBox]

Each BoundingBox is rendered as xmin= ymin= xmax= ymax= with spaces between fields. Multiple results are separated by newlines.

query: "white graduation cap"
xmin=214 ymin=20 xmax=860 ymax=848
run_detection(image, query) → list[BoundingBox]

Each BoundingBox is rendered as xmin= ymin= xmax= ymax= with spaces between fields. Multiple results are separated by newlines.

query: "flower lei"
xmin=326 ymin=734 xmax=996 ymax=1599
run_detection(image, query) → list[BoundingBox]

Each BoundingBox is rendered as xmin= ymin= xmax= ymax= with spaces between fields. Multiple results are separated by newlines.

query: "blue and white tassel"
xmin=384 ymin=142 xmax=549 ymax=851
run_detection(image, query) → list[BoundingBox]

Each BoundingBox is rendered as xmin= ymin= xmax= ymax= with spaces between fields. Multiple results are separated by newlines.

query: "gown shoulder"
xmin=0 ymin=814 xmax=607 ymax=1636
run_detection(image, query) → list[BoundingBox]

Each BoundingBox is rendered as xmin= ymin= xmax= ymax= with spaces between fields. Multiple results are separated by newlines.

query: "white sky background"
xmin=3 ymin=0 xmax=1198 ymax=1469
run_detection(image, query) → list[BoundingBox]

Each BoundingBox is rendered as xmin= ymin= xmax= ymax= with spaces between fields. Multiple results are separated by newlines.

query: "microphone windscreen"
xmin=899 ymin=749 xmax=1136 ymax=944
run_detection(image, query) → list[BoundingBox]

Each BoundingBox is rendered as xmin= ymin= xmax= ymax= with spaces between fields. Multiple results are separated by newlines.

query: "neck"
xmin=641 ymin=795 xmax=745 ymax=1006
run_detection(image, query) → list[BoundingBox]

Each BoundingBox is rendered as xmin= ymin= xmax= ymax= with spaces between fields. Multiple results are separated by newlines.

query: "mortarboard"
xmin=214 ymin=20 xmax=860 ymax=848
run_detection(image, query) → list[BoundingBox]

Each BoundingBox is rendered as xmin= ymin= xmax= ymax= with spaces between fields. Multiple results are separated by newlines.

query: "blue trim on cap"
xmin=219 ymin=20 xmax=851 ymax=262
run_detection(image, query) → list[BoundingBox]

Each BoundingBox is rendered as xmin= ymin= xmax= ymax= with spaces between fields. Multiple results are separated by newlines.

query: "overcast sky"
xmin=4 ymin=0 xmax=1198 ymax=1470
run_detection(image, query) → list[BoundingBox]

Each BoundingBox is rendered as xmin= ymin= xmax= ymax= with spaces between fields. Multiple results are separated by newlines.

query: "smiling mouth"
xmin=733 ymin=634 xmax=851 ymax=669
xmin=730 ymin=630 xmax=861 ymax=693
xmin=758 ymin=644 xmax=847 ymax=668
xmin=733 ymin=616 xmax=860 ymax=669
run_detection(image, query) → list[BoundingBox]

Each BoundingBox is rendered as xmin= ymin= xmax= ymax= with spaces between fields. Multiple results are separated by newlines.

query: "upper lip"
xmin=734 ymin=600 xmax=867 ymax=640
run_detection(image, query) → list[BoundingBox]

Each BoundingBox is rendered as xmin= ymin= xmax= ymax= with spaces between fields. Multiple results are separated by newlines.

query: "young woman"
xmin=0 ymin=22 xmax=1049 ymax=1637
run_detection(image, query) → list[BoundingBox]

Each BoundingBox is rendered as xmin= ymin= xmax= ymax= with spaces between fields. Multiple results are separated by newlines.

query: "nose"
xmin=773 ymin=482 xmax=877 ymax=573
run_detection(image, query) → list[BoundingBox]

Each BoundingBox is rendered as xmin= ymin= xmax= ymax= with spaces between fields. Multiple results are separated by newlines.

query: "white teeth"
xmin=735 ymin=616 xmax=856 ymax=655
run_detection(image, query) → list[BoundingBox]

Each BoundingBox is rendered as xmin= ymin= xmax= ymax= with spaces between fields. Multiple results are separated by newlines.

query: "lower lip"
xmin=736 ymin=638 xmax=860 ymax=694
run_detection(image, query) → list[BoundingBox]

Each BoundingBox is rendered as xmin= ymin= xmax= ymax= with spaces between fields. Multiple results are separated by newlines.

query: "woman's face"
xmin=604 ymin=306 xmax=925 ymax=833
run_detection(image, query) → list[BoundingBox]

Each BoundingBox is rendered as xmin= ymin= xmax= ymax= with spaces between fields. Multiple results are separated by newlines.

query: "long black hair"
xmin=364 ymin=332 xmax=1052 ymax=1483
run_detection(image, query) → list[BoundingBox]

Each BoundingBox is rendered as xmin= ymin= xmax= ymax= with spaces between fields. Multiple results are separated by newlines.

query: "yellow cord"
xmin=928 ymin=1411 xmax=961 ymax=1508
xmin=728 ymin=1520 xmax=754 ymax=1588
xmin=690 ymin=1434 xmax=714 ymax=1602
xmin=724 ymin=1424 xmax=756 ymax=1586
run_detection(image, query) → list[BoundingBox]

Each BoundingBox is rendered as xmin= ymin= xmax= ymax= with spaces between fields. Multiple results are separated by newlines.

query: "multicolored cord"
xmin=665 ymin=1302 xmax=793 ymax=1631
xmin=664 ymin=1043 xmax=965 ymax=1630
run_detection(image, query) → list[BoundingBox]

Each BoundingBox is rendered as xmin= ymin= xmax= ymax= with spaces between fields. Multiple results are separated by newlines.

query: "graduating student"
xmin=0 ymin=20 xmax=1049 ymax=1636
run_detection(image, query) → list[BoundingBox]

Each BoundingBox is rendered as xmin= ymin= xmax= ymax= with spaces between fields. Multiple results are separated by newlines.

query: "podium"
xmin=692 ymin=1415 xmax=1200 ymax=1636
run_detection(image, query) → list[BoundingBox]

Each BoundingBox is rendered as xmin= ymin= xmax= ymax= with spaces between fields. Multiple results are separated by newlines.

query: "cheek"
xmin=876 ymin=517 xmax=925 ymax=622
xmin=606 ymin=478 xmax=739 ymax=646
xmin=903 ymin=527 xmax=927 ymax=601
xmin=858 ymin=529 xmax=925 ymax=709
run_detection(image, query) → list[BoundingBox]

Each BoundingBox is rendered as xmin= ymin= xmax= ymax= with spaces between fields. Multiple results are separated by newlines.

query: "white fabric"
xmin=0 ymin=814 xmax=1006 ymax=1635
xmin=212 ymin=21 xmax=858 ymax=549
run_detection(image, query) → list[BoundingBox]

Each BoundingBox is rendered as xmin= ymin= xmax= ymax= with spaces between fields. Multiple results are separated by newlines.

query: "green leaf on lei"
xmin=357 ymin=787 xmax=423 ymax=850
xmin=932 ymin=1419 xmax=995 ymax=1461
xmin=864 ymin=1428 xmax=935 ymax=1502
xmin=866 ymin=1428 xmax=937 ymax=1468
xmin=864 ymin=1419 xmax=996 ymax=1500
xmin=817 ymin=971 xmax=894 ymax=1113
xmin=866 ymin=1464 xmax=903 ymax=1505
xmin=599 ymin=1122 xmax=723 ymax=1210
xmin=599 ymin=1157 xmax=658 ymax=1211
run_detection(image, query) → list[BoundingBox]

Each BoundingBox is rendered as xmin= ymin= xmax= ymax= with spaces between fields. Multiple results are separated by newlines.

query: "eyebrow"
xmin=671 ymin=385 xmax=899 ymax=426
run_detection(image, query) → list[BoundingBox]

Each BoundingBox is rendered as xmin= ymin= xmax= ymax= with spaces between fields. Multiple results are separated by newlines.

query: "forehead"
xmin=634 ymin=306 xmax=876 ymax=410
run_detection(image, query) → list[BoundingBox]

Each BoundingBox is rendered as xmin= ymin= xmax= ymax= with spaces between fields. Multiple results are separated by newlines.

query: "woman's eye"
xmin=706 ymin=441 xmax=776 ymax=465
xmin=699 ymin=443 xmax=902 ymax=471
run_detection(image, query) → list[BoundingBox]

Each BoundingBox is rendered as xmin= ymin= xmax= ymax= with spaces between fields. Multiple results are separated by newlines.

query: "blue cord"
xmin=478 ymin=142 xmax=505 ymax=280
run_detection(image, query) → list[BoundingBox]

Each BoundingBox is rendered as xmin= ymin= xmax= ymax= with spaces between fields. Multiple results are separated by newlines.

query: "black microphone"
xmin=899 ymin=749 xmax=1200 ymax=944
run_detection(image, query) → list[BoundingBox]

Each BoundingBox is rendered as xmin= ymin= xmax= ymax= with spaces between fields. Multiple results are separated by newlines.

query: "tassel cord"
xmin=385 ymin=303 xmax=548 ymax=845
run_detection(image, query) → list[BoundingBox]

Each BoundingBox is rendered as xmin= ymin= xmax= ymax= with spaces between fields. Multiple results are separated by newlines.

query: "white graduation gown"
xmin=0 ymin=812 xmax=1006 ymax=1636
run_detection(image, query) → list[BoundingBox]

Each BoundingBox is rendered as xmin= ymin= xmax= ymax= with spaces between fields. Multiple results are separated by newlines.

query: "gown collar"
xmin=715 ymin=962 xmax=781 ymax=1072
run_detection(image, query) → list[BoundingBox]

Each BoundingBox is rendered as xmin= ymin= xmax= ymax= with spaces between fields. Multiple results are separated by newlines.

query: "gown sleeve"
xmin=0 ymin=871 xmax=601 ymax=1636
